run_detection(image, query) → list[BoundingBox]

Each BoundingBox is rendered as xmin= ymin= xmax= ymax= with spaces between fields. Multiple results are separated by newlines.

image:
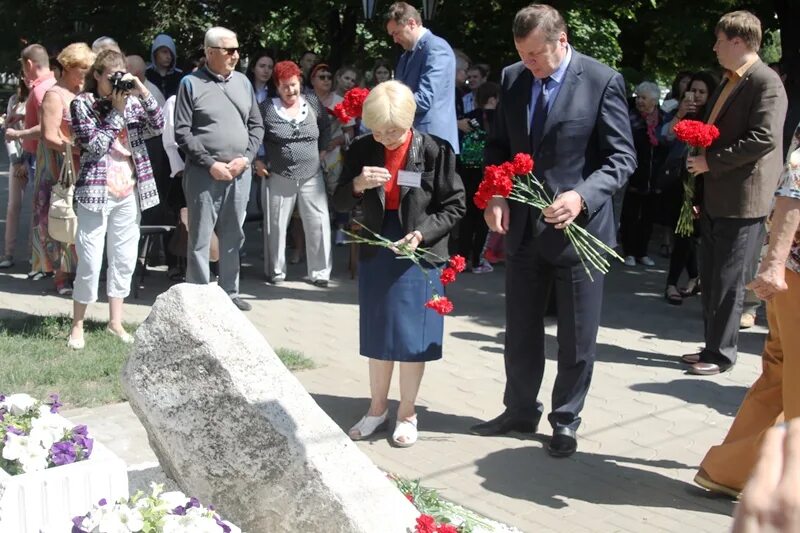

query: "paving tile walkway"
xmin=0 ymin=162 xmax=765 ymax=532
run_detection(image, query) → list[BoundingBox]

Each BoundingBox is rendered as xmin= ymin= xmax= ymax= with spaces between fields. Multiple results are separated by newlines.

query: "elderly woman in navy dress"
xmin=333 ymin=81 xmax=465 ymax=447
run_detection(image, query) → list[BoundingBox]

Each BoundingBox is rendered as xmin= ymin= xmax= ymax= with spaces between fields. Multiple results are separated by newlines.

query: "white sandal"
xmin=67 ymin=336 xmax=85 ymax=350
xmin=392 ymin=416 xmax=418 ymax=448
xmin=348 ymin=410 xmax=388 ymax=441
xmin=107 ymin=328 xmax=134 ymax=344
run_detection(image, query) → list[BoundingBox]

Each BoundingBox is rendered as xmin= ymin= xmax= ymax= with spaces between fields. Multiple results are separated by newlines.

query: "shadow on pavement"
xmin=311 ymin=393 xmax=486 ymax=439
xmin=475 ymin=446 xmax=735 ymax=515
xmin=630 ymin=379 xmax=749 ymax=417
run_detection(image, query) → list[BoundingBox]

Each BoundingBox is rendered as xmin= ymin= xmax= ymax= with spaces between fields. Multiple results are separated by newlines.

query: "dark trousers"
xmin=620 ymin=190 xmax=654 ymax=258
xmin=667 ymin=235 xmax=699 ymax=286
xmin=456 ymin=167 xmax=489 ymax=268
xmin=503 ymin=236 xmax=605 ymax=431
xmin=699 ymin=213 xmax=765 ymax=365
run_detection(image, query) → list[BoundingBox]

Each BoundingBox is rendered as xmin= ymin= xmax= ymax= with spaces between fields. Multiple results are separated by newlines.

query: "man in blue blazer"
xmin=385 ymin=2 xmax=459 ymax=154
xmin=470 ymin=4 xmax=636 ymax=457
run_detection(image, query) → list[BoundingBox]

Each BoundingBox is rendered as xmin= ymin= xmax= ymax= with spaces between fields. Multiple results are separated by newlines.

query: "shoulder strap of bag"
xmin=59 ymin=142 xmax=75 ymax=188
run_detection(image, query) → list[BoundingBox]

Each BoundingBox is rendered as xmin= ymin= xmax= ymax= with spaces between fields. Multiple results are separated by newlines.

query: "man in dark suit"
xmin=386 ymin=2 xmax=459 ymax=154
xmin=470 ymin=4 xmax=636 ymax=457
xmin=683 ymin=10 xmax=787 ymax=376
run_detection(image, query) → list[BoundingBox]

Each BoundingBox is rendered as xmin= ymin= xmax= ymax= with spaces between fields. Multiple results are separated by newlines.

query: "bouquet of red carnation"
xmin=474 ymin=153 xmax=622 ymax=280
xmin=672 ymin=119 xmax=720 ymax=236
xmin=332 ymin=87 xmax=371 ymax=124
xmin=344 ymin=222 xmax=464 ymax=315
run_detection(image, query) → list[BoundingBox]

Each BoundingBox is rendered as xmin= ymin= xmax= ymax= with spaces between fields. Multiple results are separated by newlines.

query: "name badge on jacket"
xmin=397 ymin=170 xmax=422 ymax=188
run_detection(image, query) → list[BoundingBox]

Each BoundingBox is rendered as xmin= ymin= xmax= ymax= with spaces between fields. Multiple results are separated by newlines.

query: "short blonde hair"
xmin=361 ymin=80 xmax=416 ymax=131
xmin=58 ymin=43 xmax=95 ymax=71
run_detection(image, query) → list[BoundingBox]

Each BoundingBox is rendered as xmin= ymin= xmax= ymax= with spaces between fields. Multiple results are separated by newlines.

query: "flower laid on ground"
xmin=72 ymin=483 xmax=240 ymax=533
xmin=392 ymin=474 xmax=497 ymax=533
xmin=474 ymin=153 xmax=622 ymax=280
xmin=332 ymin=87 xmax=370 ymax=124
xmin=672 ymin=119 xmax=720 ymax=237
xmin=0 ymin=392 xmax=93 ymax=475
xmin=344 ymin=222 xmax=465 ymax=315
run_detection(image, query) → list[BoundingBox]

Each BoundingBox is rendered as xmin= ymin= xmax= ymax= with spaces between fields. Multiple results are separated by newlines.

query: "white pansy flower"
xmin=97 ymin=504 xmax=144 ymax=533
xmin=19 ymin=441 xmax=49 ymax=473
xmin=157 ymin=491 xmax=189 ymax=511
xmin=5 ymin=394 xmax=36 ymax=415
xmin=162 ymin=513 xmax=222 ymax=533
xmin=2 ymin=433 xmax=27 ymax=461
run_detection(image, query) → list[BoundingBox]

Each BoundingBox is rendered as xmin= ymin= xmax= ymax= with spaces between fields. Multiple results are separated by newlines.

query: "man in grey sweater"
xmin=174 ymin=26 xmax=264 ymax=311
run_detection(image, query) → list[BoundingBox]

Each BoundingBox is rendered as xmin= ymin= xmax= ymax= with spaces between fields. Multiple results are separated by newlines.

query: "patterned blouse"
xmin=773 ymin=125 xmax=800 ymax=273
xmin=70 ymin=92 xmax=163 ymax=213
xmin=260 ymin=94 xmax=331 ymax=181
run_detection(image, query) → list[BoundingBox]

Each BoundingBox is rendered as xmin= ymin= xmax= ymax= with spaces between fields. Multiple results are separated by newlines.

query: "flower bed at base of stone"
xmin=72 ymin=483 xmax=240 ymax=533
xmin=392 ymin=475 xmax=522 ymax=533
xmin=0 ymin=392 xmax=93 ymax=475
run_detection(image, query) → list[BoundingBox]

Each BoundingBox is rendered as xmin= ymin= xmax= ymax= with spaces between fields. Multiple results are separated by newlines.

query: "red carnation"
xmin=436 ymin=524 xmax=459 ymax=533
xmin=415 ymin=514 xmax=437 ymax=533
xmin=439 ymin=267 xmax=457 ymax=285
xmin=512 ymin=152 xmax=534 ymax=175
xmin=673 ymin=119 xmax=720 ymax=149
xmin=342 ymin=87 xmax=370 ymax=118
xmin=331 ymin=104 xmax=351 ymax=125
xmin=473 ymin=181 xmax=493 ymax=209
xmin=499 ymin=161 xmax=516 ymax=180
xmin=425 ymin=295 xmax=454 ymax=315
xmin=448 ymin=255 xmax=466 ymax=273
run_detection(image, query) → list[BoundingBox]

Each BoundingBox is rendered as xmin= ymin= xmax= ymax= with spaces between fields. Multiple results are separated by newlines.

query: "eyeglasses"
xmin=316 ymin=74 xmax=332 ymax=80
xmin=210 ymin=46 xmax=239 ymax=55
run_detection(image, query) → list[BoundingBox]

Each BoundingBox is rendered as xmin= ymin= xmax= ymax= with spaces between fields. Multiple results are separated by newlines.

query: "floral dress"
xmin=30 ymin=85 xmax=78 ymax=291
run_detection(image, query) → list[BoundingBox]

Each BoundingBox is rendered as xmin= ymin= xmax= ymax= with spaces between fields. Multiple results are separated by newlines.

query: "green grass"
xmin=0 ymin=315 xmax=314 ymax=408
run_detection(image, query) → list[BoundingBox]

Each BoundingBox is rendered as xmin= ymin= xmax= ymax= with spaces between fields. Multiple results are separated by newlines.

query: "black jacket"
xmin=333 ymin=129 xmax=465 ymax=261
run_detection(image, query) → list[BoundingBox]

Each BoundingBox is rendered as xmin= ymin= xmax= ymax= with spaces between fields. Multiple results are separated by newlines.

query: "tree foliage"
xmin=0 ymin=0 xmax=790 ymax=88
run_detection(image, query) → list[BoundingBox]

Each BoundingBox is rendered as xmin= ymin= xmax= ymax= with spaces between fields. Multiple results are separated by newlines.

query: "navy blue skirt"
xmin=358 ymin=211 xmax=444 ymax=362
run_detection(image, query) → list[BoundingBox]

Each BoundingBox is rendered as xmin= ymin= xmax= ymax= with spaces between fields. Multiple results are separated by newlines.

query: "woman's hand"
xmin=125 ymin=74 xmax=150 ymax=99
xmin=353 ymin=166 xmax=391 ymax=194
xmin=111 ymin=88 xmax=128 ymax=114
xmin=676 ymin=96 xmax=697 ymax=119
xmin=391 ymin=230 xmax=423 ymax=254
xmin=12 ymin=162 xmax=28 ymax=187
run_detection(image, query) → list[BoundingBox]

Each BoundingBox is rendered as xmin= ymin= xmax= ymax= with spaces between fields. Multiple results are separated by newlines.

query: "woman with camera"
xmin=29 ymin=43 xmax=95 ymax=293
xmin=67 ymin=49 xmax=163 ymax=349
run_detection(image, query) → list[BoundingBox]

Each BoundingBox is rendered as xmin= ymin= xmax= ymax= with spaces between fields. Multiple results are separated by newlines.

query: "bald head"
xmin=126 ymin=55 xmax=147 ymax=82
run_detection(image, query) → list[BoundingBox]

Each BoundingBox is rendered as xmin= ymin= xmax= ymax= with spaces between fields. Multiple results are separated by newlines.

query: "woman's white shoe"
xmin=107 ymin=328 xmax=134 ymax=344
xmin=67 ymin=336 xmax=85 ymax=350
xmin=392 ymin=416 xmax=418 ymax=448
xmin=348 ymin=410 xmax=388 ymax=440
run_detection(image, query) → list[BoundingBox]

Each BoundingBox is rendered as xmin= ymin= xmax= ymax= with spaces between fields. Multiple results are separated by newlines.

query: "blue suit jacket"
xmin=484 ymin=52 xmax=636 ymax=262
xmin=395 ymin=30 xmax=459 ymax=154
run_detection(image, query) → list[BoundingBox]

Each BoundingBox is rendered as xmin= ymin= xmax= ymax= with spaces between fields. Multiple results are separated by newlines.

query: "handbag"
xmin=48 ymin=143 xmax=78 ymax=244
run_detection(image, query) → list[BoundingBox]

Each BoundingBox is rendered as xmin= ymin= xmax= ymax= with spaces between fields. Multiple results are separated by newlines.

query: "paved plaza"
xmin=0 ymin=165 xmax=766 ymax=532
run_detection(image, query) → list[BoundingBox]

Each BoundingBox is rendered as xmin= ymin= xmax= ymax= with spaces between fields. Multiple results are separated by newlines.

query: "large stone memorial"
xmin=121 ymin=284 xmax=419 ymax=532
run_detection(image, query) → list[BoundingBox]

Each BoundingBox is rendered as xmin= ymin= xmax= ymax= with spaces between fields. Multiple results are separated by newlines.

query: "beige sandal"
xmin=348 ymin=410 xmax=388 ymax=440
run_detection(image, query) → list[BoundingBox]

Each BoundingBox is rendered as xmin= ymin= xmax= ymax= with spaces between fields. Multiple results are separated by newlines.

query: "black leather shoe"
xmin=470 ymin=411 xmax=539 ymax=436
xmin=231 ymin=297 xmax=252 ymax=311
xmin=547 ymin=427 xmax=577 ymax=458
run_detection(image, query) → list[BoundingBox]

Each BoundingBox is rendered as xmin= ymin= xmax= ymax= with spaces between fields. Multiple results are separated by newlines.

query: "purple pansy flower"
xmin=48 ymin=393 xmax=62 ymax=413
xmin=6 ymin=425 xmax=23 ymax=436
xmin=50 ymin=441 xmax=78 ymax=466
xmin=188 ymin=497 xmax=200 ymax=508
xmin=98 ymin=498 xmax=107 ymax=506
xmin=172 ymin=506 xmax=187 ymax=516
xmin=72 ymin=515 xmax=88 ymax=533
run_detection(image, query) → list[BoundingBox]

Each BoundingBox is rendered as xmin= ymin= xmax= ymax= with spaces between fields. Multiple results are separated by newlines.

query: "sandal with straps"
xmin=392 ymin=416 xmax=418 ymax=448
xmin=348 ymin=410 xmax=388 ymax=441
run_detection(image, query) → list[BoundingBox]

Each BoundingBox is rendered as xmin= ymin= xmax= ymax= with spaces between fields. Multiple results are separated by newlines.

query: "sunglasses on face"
xmin=316 ymin=74 xmax=332 ymax=80
xmin=210 ymin=46 xmax=239 ymax=55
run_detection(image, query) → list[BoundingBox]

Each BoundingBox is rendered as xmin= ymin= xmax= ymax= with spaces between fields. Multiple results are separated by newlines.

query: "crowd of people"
xmin=1 ymin=1 xmax=799 ymax=517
